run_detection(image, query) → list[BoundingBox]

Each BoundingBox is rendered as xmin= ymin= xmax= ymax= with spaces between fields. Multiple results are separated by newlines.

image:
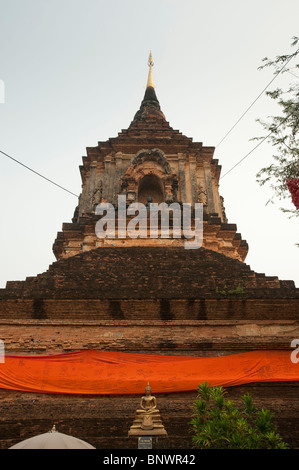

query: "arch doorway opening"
xmin=138 ymin=174 xmax=164 ymax=205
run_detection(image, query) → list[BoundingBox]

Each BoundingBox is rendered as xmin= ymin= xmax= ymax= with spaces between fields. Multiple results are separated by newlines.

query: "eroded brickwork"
xmin=0 ymin=245 xmax=298 ymax=448
xmin=2 ymin=247 xmax=295 ymax=300
xmin=1 ymin=247 xmax=298 ymax=356
xmin=1 ymin=383 xmax=298 ymax=449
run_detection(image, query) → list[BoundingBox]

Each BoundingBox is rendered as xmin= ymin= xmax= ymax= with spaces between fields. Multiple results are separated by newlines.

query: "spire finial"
xmin=146 ymin=51 xmax=154 ymax=89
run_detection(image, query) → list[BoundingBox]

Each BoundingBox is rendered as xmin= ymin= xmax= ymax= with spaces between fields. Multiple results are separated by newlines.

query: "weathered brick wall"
xmin=1 ymin=247 xmax=297 ymax=300
xmin=0 ymin=298 xmax=298 ymax=321
xmin=0 ymin=246 xmax=298 ymax=448
xmin=53 ymin=213 xmax=249 ymax=262
xmin=1 ymin=319 xmax=298 ymax=355
xmin=0 ymin=246 xmax=297 ymax=355
xmin=1 ymin=382 xmax=298 ymax=449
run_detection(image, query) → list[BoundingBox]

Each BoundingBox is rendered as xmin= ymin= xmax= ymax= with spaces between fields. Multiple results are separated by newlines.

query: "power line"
xmin=216 ymin=49 xmax=299 ymax=149
xmin=287 ymin=70 xmax=299 ymax=79
xmin=220 ymin=111 xmax=293 ymax=180
xmin=219 ymin=132 xmax=271 ymax=180
xmin=0 ymin=149 xmax=79 ymax=198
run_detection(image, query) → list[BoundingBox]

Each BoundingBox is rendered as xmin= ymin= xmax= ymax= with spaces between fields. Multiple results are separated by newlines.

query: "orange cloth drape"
xmin=0 ymin=350 xmax=298 ymax=395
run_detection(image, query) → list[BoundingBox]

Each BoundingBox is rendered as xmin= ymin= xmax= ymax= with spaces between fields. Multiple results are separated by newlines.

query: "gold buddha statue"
xmin=128 ymin=382 xmax=167 ymax=436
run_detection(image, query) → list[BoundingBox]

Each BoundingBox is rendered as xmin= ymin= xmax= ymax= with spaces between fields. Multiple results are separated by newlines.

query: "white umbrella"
xmin=9 ymin=425 xmax=96 ymax=449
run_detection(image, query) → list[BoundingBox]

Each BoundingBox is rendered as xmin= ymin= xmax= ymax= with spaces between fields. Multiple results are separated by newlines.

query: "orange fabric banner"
xmin=0 ymin=350 xmax=298 ymax=395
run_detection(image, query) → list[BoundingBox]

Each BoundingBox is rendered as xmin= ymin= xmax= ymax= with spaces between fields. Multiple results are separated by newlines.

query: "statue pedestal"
xmin=128 ymin=409 xmax=167 ymax=437
xmin=128 ymin=428 xmax=167 ymax=436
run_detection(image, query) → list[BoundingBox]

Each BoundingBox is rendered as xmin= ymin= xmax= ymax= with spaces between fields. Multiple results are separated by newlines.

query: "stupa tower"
xmin=0 ymin=54 xmax=298 ymax=450
xmin=53 ymin=53 xmax=248 ymax=262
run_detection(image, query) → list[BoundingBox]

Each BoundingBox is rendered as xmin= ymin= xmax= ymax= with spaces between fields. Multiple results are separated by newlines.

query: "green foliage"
xmin=253 ymin=36 xmax=299 ymax=217
xmin=190 ymin=382 xmax=289 ymax=449
xmin=216 ymin=285 xmax=245 ymax=295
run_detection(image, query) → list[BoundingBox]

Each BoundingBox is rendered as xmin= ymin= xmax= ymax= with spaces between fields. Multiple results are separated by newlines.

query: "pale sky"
xmin=0 ymin=0 xmax=298 ymax=288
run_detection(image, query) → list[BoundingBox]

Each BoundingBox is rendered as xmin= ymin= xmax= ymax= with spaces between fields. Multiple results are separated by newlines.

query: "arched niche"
xmin=120 ymin=149 xmax=178 ymax=205
xmin=138 ymin=174 xmax=165 ymax=204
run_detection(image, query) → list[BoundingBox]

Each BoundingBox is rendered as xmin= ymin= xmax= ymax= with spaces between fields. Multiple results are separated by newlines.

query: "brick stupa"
xmin=0 ymin=54 xmax=298 ymax=449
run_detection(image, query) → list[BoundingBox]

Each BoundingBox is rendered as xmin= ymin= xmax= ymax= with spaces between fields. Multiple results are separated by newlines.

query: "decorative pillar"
xmin=178 ymin=153 xmax=187 ymax=203
xmin=113 ymin=152 xmax=123 ymax=205
xmin=103 ymin=155 xmax=112 ymax=202
xmin=203 ymin=162 xmax=215 ymax=214
xmin=189 ymin=155 xmax=199 ymax=205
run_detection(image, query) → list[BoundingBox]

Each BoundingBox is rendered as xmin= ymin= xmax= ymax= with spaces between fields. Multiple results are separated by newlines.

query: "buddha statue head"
xmin=145 ymin=382 xmax=152 ymax=395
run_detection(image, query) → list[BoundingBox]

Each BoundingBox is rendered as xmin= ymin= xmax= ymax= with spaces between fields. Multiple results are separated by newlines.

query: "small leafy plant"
xmin=190 ymin=382 xmax=289 ymax=449
xmin=216 ymin=285 xmax=245 ymax=295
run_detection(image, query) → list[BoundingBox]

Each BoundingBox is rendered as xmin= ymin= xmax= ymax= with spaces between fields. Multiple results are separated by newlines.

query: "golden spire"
xmin=146 ymin=51 xmax=154 ymax=89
